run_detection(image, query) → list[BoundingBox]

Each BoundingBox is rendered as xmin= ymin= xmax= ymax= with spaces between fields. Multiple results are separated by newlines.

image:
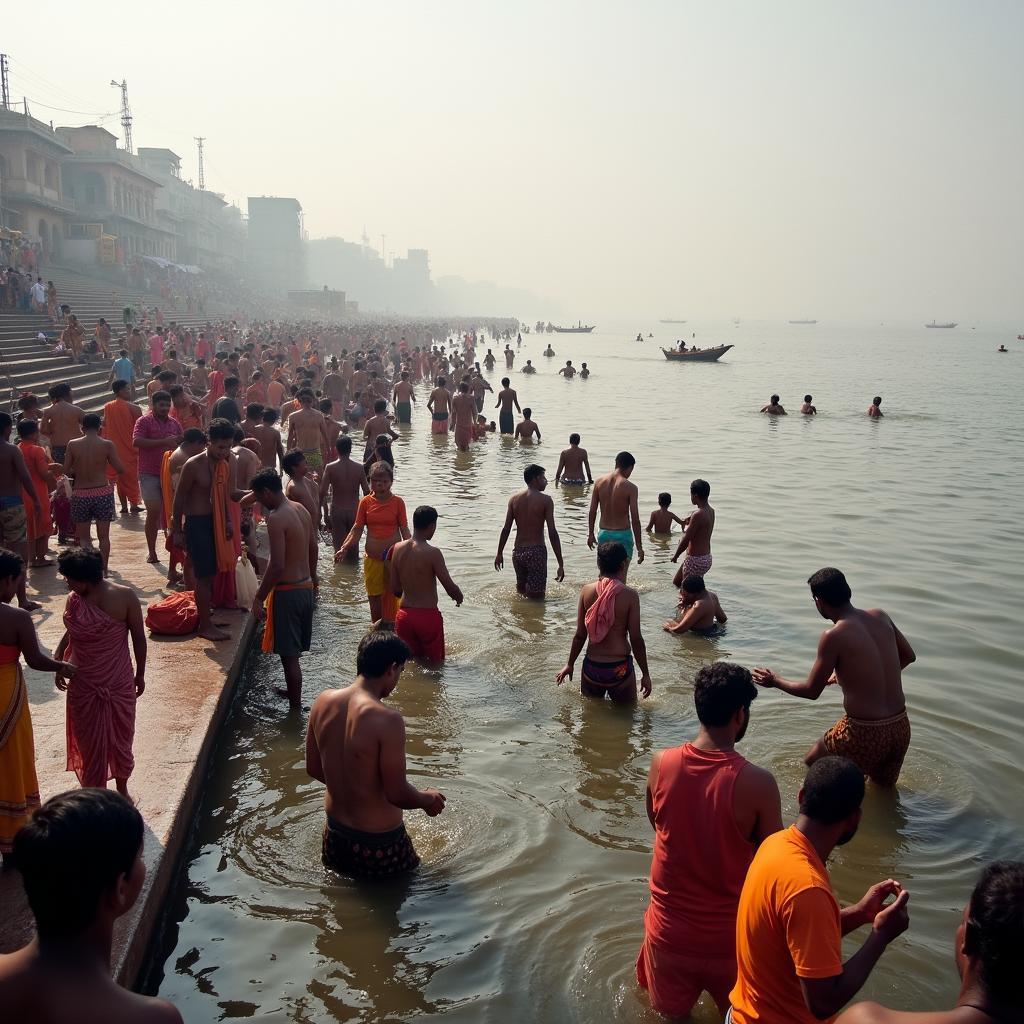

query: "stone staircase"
xmin=0 ymin=264 xmax=230 ymax=414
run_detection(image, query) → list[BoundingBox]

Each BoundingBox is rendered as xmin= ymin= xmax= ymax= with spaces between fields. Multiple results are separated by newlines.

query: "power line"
xmin=12 ymin=97 xmax=119 ymax=117
xmin=7 ymin=58 xmax=108 ymax=110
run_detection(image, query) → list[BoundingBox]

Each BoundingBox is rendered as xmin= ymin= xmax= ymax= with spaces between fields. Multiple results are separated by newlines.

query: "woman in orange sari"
xmin=0 ymin=549 xmax=76 ymax=856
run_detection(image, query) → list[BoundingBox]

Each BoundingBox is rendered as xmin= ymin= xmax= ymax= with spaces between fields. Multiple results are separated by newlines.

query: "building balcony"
xmin=0 ymin=177 xmax=76 ymax=213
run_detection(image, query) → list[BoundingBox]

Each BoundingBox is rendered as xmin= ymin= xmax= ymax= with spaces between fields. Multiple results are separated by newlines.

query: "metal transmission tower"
xmin=0 ymin=54 xmax=10 ymax=111
xmin=195 ymin=137 xmax=205 ymax=190
xmin=110 ymin=78 xmax=133 ymax=153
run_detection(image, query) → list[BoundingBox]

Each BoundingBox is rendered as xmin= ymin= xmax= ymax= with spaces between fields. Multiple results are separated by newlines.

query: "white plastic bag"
xmin=235 ymin=556 xmax=259 ymax=609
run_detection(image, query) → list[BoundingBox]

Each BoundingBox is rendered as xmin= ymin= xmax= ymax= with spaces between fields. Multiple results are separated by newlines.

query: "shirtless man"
xmin=555 ymin=433 xmax=593 ymax=485
xmin=760 ymin=393 xmax=787 ymax=415
xmin=495 ymin=378 xmax=522 ymax=435
xmin=504 ymin=345 xmax=515 ymax=368
xmin=427 ymin=376 xmax=452 ymax=435
xmin=389 ymin=505 xmax=463 ymax=664
xmin=171 ymin=419 xmax=238 ymax=642
xmin=588 ymin=451 xmax=644 ymax=572
xmin=392 ymin=372 xmax=416 ymax=424
xmin=282 ymin=451 xmax=321 ymax=583
xmin=555 ymin=540 xmax=652 ymax=701
xmin=40 ymin=383 xmax=84 ymax=465
xmin=253 ymin=408 xmax=284 ymax=470
xmin=0 ymin=789 xmax=183 ymax=1024
xmin=753 ymin=567 xmax=916 ymax=786
xmin=322 ymin=361 xmax=346 ymax=417
xmin=286 ymin=388 xmax=331 ymax=473
xmin=64 ymin=413 xmax=124 ymax=575
xmin=664 ymin=575 xmax=728 ymax=636
xmin=483 ymin=349 xmax=496 ymax=371
xmin=240 ymin=403 xmax=264 ymax=439
xmin=868 ymin=396 xmax=884 ymax=418
xmin=0 ymin=413 xmax=42 ymax=608
xmin=249 ymin=468 xmax=316 ymax=709
xmin=305 ymin=630 xmax=445 ymax=878
xmin=470 ymin=369 xmax=493 ymax=413
xmin=494 ymin=463 xmax=565 ymax=599
xmin=362 ymin=399 xmax=398 ymax=461
xmin=670 ymin=479 xmax=715 ymax=584
xmin=521 ymin=359 xmax=536 ymax=375
xmin=319 ymin=435 xmax=369 ymax=557
xmin=166 ymin=429 xmax=207 ymax=587
xmin=231 ymin=430 xmax=262 ymax=571
xmin=801 ymin=394 xmax=817 ymax=414
xmin=451 ymin=382 xmax=478 ymax=452
xmin=558 ymin=360 xmax=576 ymax=379
xmin=580 ymin=362 xmax=591 ymax=379
xmin=514 ymin=407 xmax=541 ymax=443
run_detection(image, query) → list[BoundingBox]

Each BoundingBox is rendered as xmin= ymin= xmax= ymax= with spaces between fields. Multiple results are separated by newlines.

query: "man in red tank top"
xmin=637 ymin=661 xmax=784 ymax=1019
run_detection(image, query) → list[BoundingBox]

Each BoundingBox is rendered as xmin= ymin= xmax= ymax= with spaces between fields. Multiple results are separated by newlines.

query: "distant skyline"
xmin=8 ymin=1 xmax=1022 ymax=320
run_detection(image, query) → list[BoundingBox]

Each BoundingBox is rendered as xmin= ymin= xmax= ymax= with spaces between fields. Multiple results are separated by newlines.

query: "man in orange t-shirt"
xmin=729 ymin=757 xmax=910 ymax=1024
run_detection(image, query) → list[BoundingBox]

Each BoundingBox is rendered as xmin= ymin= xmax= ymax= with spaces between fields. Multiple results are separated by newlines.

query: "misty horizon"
xmin=7 ymin=0 xmax=1022 ymax=321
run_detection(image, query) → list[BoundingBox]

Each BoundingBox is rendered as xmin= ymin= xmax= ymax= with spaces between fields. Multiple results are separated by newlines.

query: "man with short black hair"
xmin=555 ymin=433 xmax=592 ymax=486
xmin=132 ymin=390 xmax=183 ymax=563
xmin=754 ymin=568 xmax=916 ymax=787
xmin=588 ymin=451 xmax=644 ymax=571
xmin=495 ymin=464 xmax=565 ymax=599
xmin=389 ymin=505 xmax=463 ymax=664
xmin=730 ymin=757 xmax=910 ymax=1024
xmin=837 ymin=861 xmax=1024 ymax=1024
xmin=320 ymin=435 xmax=368 ymax=555
xmin=637 ymin=661 xmax=782 ymax=1018
xmin=0 ymin=789 xmax=182 ymax=1023
xmin=306 ymin=631 xmax=445 ymax=878
xmin=671 ymin=478 xmax=715 ymax=583
xmin=556 ymin=540 xmax=651 ymax=700
xmin=0 ymin=412 xmax=42 ymax=609
xmin=64 ymin=414 xmax=124 ymax=574
xmin=663 ymin=574 xmax=728 ymax=635
xmin=249 ymin=468 xmax=315 ymax=708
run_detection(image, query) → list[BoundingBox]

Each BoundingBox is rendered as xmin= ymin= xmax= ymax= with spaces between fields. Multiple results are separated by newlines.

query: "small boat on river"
xmin=926 ymin=321 xmax=957 ymax=328
xmin=552 ymin=322 xmax=595 ymax=333
xmin=662 ymin=344 xmax=733 ymax=362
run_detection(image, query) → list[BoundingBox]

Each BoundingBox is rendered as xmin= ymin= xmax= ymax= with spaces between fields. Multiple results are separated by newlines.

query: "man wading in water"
xmin=306 ymin=631 xmax=445 ymax=879
xmin=588 ymin=451 xmax=644 ymax=575
xmin=495 ymin=463 xmax=564 ymax=600
xmin=754 ymin=567 xmax=916 ymax=787
xmin=555 ymin=541 xmax=652 ymax=701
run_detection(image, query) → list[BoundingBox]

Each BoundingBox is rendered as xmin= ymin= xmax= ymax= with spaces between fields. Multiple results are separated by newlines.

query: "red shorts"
xmin=395 ymin=606 xmax=445 ymax=663
xmin=636 ymin=936 xmax=736 ymax=1018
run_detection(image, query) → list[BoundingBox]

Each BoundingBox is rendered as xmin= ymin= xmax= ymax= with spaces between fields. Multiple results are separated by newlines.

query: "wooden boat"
xmin=925 ymin=321 xmax=957 ymax=328
xmin=662 ymin=344 xmax=733 ymax=362
xmin=552 ymin=322 xmax=595 ymax=333
xmin=659 ymin=318 xmax=687 ymax=324
xmin=789 ymin=319 xmax=818 ymax=324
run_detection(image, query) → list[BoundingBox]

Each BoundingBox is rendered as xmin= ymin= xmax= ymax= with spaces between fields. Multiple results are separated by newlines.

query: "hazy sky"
xmin=10 ymin=1 xmax=1023 ymax=319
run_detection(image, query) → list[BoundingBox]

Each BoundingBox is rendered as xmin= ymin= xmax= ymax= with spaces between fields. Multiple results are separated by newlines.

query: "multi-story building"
xmin=247 ymin=196 xmax=305 ymax=291
xmin=57 ymin=125 xmax=176 ymax=263
xmin=138 ymin=147 xmax=244 ymax=274
xmin=0 ymin=108 xmax=76 ymax=260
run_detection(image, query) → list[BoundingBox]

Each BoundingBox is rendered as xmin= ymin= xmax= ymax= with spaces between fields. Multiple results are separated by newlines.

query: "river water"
xmin=149 ymin=321 xmax=1024 ymax=1022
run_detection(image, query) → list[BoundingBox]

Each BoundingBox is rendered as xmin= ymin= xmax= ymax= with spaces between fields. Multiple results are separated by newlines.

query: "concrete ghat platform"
xmin=0 ymin=512 xmax=256 ymax=986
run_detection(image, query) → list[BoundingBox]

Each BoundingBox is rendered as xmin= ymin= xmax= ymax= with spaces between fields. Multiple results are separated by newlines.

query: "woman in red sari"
xmin=54 ymin=548 xmax=146 ymax=802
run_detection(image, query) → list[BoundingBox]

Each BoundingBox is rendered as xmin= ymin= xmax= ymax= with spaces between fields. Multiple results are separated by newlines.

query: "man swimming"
xmin=664 ymin=576 xmax=728 ymax=636
xmin=647 ymin=492 xmax=685 ymax=534
xmin=555 ymin=541 xmax=652 ymax=702
xmin=868 ymin=396 xmax=884 ymax=418
xmin=760 ymin=394 xmax=786 ymax=415
xmin=670 ymin=479 xmax=715 ymax=584
xmin=753 ymin=567 xmax=916 ymax=787
xmin=588 ymin=451 xmax=644 ymax=572
xmin=554 ymin=433 xmax=593 ymax=485
xmin=801 ymin=394 xmax=817 ymax=414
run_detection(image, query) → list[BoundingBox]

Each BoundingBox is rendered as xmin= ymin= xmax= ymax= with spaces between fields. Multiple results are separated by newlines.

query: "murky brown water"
xmin=149 ymin=321 xmax=1024 ymax=1022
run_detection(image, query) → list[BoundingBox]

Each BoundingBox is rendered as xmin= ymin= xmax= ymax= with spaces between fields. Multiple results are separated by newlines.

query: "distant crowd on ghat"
xmin=0 ymin=316 xmax=1019 ymax=1024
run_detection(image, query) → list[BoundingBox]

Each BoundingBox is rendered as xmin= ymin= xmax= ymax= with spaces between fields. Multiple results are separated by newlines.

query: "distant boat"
xmin=659 ymin=318 xmax=687 ymax=324
xmin=662 ymin=344 xmax=733 ymax=362
xmin=552 ymin=322 xmax=595 ymax=333
xmin=789 ymin=319 xmax=818 ymax=324
xmin=925 ymin=321 xmax=957 ymax=328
